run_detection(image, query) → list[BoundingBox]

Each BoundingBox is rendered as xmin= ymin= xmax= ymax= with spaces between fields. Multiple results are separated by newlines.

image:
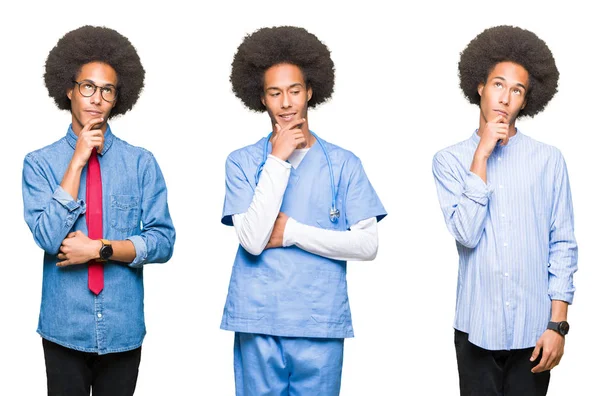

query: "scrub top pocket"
xmin=225 ymin=265 xmax=269 ymax=321
xmin=310 ymin=270 xmax=350 ymax=325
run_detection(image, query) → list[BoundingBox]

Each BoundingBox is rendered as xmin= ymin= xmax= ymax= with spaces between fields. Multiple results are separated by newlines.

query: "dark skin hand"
xmin=531 ymin=300 xmax=568 ymax=373
xmin=265 ymin=212 xmax=289 ymax=249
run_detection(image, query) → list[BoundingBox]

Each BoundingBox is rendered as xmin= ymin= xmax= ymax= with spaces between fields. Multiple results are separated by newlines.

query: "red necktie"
xmin=86 ymin=150 xmax=104 ymax=295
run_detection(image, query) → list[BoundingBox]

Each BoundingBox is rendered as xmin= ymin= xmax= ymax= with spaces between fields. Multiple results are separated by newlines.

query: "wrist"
xmin=547 ymin=320 xmax=570 ymax=336
xmin=92 ymin=240 xmax=102 ymax=260
xmin=69 ymin=158 xmax=86 ymax=172
xmin=96 ymin=239 xmax=113 ymax=261
xmin=282 ymin=217 xmax=296 ymax=247
xmin=270 ymin=148 xmax=289 ymax=161
xmin=473 ymin=149 xmax=490 ymax=162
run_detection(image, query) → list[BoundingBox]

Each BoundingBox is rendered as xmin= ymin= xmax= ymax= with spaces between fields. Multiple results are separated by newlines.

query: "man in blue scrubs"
xmin=221 ymin=26 xmax=386 ymax=395
xmin=432 ymin=26 xmax=577 ymax=395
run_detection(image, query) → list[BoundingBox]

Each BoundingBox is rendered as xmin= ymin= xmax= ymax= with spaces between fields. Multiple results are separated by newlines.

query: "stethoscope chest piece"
xmin=329 ymin=207 xmax=340 ymax=223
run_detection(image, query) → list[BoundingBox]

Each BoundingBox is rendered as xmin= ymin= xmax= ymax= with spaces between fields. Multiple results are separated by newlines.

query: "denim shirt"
xmin=22 ymin=125 xmax=175 ymax=355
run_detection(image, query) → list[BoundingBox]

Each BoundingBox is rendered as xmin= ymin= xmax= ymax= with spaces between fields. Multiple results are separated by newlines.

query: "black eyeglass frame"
xmin=72 ymin=80 xmax=118 ymax=103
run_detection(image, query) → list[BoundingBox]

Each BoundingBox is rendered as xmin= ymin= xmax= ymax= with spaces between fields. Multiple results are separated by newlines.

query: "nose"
xmin=90 ymin=88 xmax=102 ymax=104
xmin=281 ymin=92 xmax=291 ymax=109
xmin=499 ymin=89 xmax=509 ymax=105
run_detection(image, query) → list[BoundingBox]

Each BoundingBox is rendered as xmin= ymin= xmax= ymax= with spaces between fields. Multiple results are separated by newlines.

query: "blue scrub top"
xmin=221 ymin=135 xmax=386 ymax=338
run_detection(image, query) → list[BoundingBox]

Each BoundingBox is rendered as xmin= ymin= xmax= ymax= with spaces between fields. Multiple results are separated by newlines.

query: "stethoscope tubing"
xmin=254 ymin=131 xmax=339 ymax=223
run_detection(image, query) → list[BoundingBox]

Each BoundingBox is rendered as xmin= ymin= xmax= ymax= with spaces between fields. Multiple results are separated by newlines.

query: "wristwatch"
xmin=547 ymin=321 xmax=570 ymax=336
xmin=98 ymin=239 xmax=113 ymax=261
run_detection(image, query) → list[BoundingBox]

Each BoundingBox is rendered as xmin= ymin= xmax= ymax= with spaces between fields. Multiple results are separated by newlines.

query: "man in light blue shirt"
xmin=433 ymin=26 xmax=577 ymax=396
xmin=22 ymin=26 xmax=175 ymax=396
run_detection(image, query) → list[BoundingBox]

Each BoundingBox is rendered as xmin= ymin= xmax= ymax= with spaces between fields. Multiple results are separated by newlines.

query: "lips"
xmin=278 ymin=112 xmax=297 ymax=122
xmin=494 ymin=110 xmax=509 ymax=117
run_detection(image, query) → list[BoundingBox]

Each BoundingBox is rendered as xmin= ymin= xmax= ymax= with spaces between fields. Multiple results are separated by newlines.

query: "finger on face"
xmin=284 ymin=118 xmax=306 ymax=132
xmin=82 ymin=117 xmax=104 ymax=132
xmin=491 ymin=114 xmax=506 ymax=124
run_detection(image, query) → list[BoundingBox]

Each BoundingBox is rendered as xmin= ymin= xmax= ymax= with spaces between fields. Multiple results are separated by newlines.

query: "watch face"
xmin=100 ymin=245 xmax=113 ymax=260
xmin=559 ymin=321 xmax=570 ymax=335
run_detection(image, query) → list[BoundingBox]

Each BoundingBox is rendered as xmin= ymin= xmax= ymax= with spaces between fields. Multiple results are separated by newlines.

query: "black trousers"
xmin=454 ymin=329 xmax=550 ymax=396
xmin=42 ymin=338 xmax=141 ymax=396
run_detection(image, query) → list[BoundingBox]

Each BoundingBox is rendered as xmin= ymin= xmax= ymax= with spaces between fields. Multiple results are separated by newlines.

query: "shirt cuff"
xmin=52 ymin=186 xmax=85 ymax=213
xmin=464 ymin=171 xmax=493 ymax=206
xmin=549 ymin=291 xmax=574 ymax=305
xmin=267 ymin=154 xmax=292 ymax=169
xmin=282 ymin=217 xmax=297 ymax=247
xmin=127 ymin=235 xmax=147 ymax=268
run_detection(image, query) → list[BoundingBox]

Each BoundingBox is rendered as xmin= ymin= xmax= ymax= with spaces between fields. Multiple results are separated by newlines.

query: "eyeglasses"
xmin=72 ymin=80 xmax=117 ymax=102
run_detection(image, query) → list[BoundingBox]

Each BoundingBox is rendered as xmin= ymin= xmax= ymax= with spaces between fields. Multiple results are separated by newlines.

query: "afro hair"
xmin=458 ymin=25 xmax=559 ymax=118
xmin=44 ymin=25 xmax=145 ymax=118
xmin=230 ymin=26 xmax=335 ymax=112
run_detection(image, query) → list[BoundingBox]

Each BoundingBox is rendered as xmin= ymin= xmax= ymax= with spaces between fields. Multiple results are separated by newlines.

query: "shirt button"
xmin=503 ymin=243 xmax=508 ymax=247
xmin=501 ymin=213 xmax=505 ymax=218
xmin=504 ymin=272 xmax=509 ymax=277
xmin=505 ymin=302 xmax=510 ymax=306
xmin=499 ymin=184 xmax=504 ymax=189
xmin=97 ymin=313 xmax=102 ymax=318
xmin=498 ymin=157 xmax=502 ymax=161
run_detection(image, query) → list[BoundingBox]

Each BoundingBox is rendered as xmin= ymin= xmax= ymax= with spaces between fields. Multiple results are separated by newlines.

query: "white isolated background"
xmin=1 ymin=0 xmax=597 ymax=394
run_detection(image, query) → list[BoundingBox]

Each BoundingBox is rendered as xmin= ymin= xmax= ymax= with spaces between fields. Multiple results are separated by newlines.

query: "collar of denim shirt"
xmin=66 ymin=124 xmax=115 ymax=156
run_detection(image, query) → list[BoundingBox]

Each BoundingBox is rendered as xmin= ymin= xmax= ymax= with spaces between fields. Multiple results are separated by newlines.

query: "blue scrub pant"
xmin=234 ymin=332 xmax=344 ymax=395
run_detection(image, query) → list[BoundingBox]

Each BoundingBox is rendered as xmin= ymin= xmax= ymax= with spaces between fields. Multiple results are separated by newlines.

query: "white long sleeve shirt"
xmin=233 ymin=149 xmax=378 ymax=260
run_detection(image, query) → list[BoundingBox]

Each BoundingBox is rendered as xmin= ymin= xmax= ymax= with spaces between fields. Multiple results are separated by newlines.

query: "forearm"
xmin=547 ymin=154 xmax=577 ymax=303
xmin=283 ymin=217 xmax=378 ymax=261
xmin=551 ymin=300 xmax=568 ymax=322
xmin=233 ymin=155 xmax=290 ymax=255
xmin=109 ymin=240 xmax=136 ymax=263
xmin=60 ymin=161 xmax=84 ymax=201
xmin=439 ymin=171 xmax=491 ymax=248
xmin=25 ymin=186 xmax=86 ymax=253
xmin=469 ymin=152 xmax=488 ymax=183
xmin=433 ymin=154 xmax=492 ymax=249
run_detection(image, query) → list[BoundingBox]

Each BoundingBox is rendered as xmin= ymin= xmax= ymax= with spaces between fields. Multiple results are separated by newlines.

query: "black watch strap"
xmin=547 ymin=321 xmax=569 ymax=336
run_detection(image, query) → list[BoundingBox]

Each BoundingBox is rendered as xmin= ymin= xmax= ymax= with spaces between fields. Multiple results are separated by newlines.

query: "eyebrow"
xmin=81 ymin=79 xmax=116 ymax=88
xmin=265 ymin=83 xmax=304 ymax=91
xmin=492 ymin=76 xmax=527 ymax=91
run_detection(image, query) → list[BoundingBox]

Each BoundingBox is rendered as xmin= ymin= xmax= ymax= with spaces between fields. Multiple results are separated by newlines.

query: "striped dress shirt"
xmin=432 ymin=130 xmax=577 ymax=350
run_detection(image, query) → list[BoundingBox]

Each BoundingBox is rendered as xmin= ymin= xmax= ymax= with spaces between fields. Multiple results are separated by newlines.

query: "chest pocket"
xmin=110 ymin=194 xmax=140 ymax=232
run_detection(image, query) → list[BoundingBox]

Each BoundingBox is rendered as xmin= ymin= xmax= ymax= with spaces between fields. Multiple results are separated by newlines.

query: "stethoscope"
xmin=254 ymin=131 xmax=340 ymax=223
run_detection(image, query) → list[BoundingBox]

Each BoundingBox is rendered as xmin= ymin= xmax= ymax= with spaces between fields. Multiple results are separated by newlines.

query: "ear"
xmin=261 ymin=95 xmax=266 ymax=107
xmin=521 ymin=99 xmax=527 ymax=110
xmin=307 ymin=86 xmax=313 ymax=102
xmin=67 ymin=88 xmax=73 ymax=101
xmin=477 ymin=82 xmax=484 ymax=97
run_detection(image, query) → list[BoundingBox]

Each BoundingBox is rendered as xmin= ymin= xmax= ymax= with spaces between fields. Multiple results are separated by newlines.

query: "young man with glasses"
xmin=22 ymin=26 xmax=175 ymax=396
xmin=432 ymin=26 xmax=577 ymax=395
